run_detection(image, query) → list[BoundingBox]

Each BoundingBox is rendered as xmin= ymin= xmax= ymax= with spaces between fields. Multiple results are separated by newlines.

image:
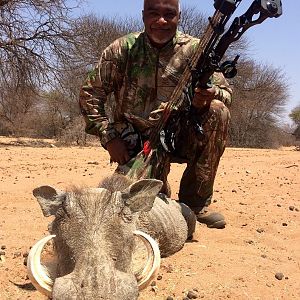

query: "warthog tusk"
xmin=27 ymin=235 xmax=55 ymax=297
xmin=133 ymin=230 xmax=161 ymax=290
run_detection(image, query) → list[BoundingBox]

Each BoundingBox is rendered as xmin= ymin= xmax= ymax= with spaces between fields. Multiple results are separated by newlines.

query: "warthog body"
xmin=31 ymin=175 xmax=196 ymax=299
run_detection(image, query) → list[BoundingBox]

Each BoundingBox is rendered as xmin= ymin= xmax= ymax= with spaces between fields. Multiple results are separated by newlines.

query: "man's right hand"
xmin=192 ymin=86 xmax=216 ymax=109
xmin=106 ymin=137 xmax=130 ymax=165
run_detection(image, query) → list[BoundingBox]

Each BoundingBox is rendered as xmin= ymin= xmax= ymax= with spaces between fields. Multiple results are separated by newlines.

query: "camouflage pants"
xmin=150 ymin=100 xmax=230 ymax=212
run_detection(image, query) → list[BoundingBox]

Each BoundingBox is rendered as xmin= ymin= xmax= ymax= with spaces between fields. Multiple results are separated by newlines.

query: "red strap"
xmin=143 ymin=140 xmax=151 ymax=156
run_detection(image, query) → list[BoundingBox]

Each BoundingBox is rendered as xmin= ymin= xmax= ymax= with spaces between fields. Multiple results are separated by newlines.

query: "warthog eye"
xmin=62 ymin=199 xmax=71 ymax=218
xmin=121 ymin=206 xmax=133 ymax=223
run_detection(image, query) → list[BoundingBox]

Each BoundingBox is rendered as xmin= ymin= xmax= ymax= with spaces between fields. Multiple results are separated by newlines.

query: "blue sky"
xmin=80 ymin=0 xmax=299 ymax=124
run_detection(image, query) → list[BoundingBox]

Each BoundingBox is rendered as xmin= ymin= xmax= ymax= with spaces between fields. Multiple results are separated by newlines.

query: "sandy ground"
xmin=0 ymin=136 xmax=299 ymax=300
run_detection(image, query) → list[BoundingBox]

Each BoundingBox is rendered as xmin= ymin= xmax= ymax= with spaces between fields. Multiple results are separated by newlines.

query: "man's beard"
xmin=149 ymin=32 xmax=173 ymax=45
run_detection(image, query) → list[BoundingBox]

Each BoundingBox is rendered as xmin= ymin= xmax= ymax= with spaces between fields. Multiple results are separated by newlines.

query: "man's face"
xmin=143 ymin=0 xmax=180 ymax=48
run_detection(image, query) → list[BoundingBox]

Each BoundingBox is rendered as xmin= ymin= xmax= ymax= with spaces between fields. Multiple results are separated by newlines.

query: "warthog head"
xmin=28 ymin=175 xmax=163 ymax=300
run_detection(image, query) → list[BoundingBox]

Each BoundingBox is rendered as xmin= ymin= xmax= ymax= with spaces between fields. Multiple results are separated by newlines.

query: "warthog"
xmin=27 ymin=174 xmax=196 ymax=299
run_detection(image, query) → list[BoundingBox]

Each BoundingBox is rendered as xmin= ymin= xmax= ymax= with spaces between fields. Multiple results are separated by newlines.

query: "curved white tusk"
xmin=27 ymin=235 xmax=56 ymax=297
xmin=133 ymin=230 xmax=161 ymax=290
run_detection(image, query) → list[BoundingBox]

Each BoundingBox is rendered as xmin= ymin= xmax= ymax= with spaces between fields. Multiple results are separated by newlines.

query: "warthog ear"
xmin=121 ymin=179 xmax=163 ymax=213
xmin=33 ymin=186 xmax=65 ymax=217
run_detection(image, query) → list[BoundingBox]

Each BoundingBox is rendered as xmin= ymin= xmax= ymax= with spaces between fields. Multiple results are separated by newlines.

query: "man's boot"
xmin=196 ymin=207 xmax=226 ymax=229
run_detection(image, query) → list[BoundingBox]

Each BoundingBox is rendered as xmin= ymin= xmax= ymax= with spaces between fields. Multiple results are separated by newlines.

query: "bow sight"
xmin=193 ymin=0 xmax=282 ymax=87
xmin=214 ymin=0 xmax=282 ymax=17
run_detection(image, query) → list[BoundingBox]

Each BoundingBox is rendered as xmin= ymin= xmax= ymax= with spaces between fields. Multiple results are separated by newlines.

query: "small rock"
xmin=23 ymin=252 xmax=29 ymax=258
xmin=1 ymin=245 xmax=6 ymax=250
xmin=163 ymin=264 xmax=174 ymax=273
xmin=13 ymin=251 xmax=22 ymax=258
xmin=245 ymin=239 xmax=254 ymax=245
xmin=277 ymin=204 xmax=281 ymax=207
xmin=151 ymin=285 xmax=158 ymax=293
xmin=256 ymin=228 xmax=264 ymax=233
xmin=166 ymin=297 xmax=174 ymax=300
xmin=157 ymin=275 xmax=163 ymax=280
xmin=282 ymin=223 xmax=288 ymax=226
xmin=295 ymin=208 xmax=299 ymax=212
xmin=266 ymin=283 xmax=272 ymax=287
xmin=187 ymin=290 xmax=198 ymax=299
xmin=275 ymin=272 xmax=284 ymax=280
xmin=150 ymin=281 xmax=156 ymax=286
xmin=261 ymin=254 xmax=267 ymax=259
xmin=0 ymin=251 xmax=5 ymax=256
xmin=289 ymin=206 xmax=295 ymax=211
xmin=232 ymin=189 xmax=237 ymax=193
xmin=87 ymin=161 xmax=99 ymax=165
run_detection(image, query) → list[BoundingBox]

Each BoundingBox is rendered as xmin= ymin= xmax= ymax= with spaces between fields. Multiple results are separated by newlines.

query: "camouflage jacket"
xmin=79 ymin=31 xmax=232 ymax=146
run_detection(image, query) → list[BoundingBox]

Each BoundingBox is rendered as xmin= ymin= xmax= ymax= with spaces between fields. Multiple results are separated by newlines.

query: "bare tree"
xmin=289 ymin=104 xmax=300 ymax=126
xmin=229 ymin=60 xmax=288 ymax=147
xmin=0 ymin=76 xmax=39 ymax=135
xmin=67 ymin=14 xmax=142 ymax=70
xmin=179 ymin=5 xmax=207 ymax=37
xmin=0 ymin=0 xmax=82 ymax=135
xmin=0 ymin=0 xmax=80 ymax=89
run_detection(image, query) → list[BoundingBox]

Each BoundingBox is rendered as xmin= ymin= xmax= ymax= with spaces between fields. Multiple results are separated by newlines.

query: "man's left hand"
xmin=192 ymin=86 xmax=216 ymax=109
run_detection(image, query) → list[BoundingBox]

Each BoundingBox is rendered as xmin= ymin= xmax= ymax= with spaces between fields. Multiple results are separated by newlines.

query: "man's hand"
xmin=192 ymin=86 xmax=217 ymax=109
xmin=106 ymin=137 xmax=130 ymax=165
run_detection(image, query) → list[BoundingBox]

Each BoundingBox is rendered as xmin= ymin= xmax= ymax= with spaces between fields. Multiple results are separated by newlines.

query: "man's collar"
xmin=143 ymin=30 xmax=179 ymax=52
